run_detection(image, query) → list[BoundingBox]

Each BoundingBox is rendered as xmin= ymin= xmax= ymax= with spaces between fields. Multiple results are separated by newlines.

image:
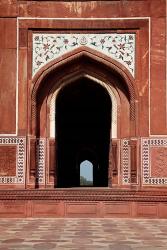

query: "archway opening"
xmin=56 ymin=77 xmax=112 ymax=188
xmin=80 ymin=160 xmax=93 ymax=186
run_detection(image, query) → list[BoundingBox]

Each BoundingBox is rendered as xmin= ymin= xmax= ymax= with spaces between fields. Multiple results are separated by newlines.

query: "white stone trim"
xmin=36 ymin=138 xmax=46 ymax=184
xmin=121 ymin=139 xmax=131 ymax=185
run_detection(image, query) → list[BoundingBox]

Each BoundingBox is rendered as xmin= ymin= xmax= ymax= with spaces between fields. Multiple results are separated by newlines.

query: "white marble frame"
xmin=0 ymin=137 xmax=26 ymax=184
xmin=142 ymin=138 xmax=167 ymax=185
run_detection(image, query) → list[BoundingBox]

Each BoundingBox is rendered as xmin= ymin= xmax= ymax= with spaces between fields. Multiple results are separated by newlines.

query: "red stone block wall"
xmin=0 ymin=18 xmax=17 ymax=134
xmin=0 ymin=1 xmax=166 ymax=217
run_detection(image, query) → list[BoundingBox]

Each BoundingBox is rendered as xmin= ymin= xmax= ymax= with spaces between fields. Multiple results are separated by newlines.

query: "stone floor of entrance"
xmin=0 ymin=218 xmax=167 ymax=250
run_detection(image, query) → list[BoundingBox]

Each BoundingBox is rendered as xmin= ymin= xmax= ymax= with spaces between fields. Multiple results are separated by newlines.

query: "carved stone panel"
xmin=151 ymin=147 xmax=167 ymax=178
xmin=0 ymin=146 xmax=16 ymax=176
xmin=142 ymin=138 xmax=167 ymax=185
xmin=0 ymin=137 xmax=26 ymax=184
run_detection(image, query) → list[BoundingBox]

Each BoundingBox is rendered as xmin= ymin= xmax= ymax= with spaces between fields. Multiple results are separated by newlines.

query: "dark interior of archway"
xmin=56 ymin=77 xmax=112 ymax=187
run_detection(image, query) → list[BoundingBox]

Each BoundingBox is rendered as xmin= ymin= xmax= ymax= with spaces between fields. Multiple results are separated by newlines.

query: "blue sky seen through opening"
xmin=80 ymin=160 xmax=93 ymax=181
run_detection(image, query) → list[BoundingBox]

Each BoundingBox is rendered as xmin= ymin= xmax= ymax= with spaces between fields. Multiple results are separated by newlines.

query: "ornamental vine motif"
xmin=33 ymin=33 xmax=135 ymax=77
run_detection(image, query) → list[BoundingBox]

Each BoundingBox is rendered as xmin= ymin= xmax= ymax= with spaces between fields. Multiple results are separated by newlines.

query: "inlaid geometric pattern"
xmin=122 ymin=139 xmax=131 ymax=184
xmin=0 ymin=138 xmax=26 ymax=184
xmin=36 ymin=138 xmax=45 ymax=184
xmin=142 ymin=138 xmax=167 ymax=185
xmin=33 ymin=33 xmax=135 ymax=76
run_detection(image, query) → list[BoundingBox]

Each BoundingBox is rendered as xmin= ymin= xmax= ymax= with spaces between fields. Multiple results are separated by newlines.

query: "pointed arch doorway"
xmin=56 ymin=77 xmax=112 ymax=188
xmin=31 ymin=48 xmax=138 ymax=190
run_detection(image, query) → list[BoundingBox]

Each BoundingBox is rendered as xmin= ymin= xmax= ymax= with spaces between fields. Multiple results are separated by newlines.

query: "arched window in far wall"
xmin=80 ymin=160 xmax=93 ymax=186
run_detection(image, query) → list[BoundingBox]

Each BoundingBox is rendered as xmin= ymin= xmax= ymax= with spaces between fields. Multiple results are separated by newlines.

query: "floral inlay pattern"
xmin=33 ymin=33 xmax=135 ymax=76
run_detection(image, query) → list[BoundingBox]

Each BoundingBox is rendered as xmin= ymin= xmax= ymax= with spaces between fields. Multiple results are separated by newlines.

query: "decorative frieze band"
xmin=33 ymin=33 xmax=135 ymax=77
xmin=142 ymin=138 xmax=167 ymax=185
xmin=0 ymin=137 xmax=26 ymax=184
xmin=1 ymin=137 xmax=166 ymax=186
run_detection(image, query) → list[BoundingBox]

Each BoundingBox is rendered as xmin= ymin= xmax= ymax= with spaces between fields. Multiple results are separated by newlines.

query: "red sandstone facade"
xmin=0 ymin=0 xmax=166 ymax=218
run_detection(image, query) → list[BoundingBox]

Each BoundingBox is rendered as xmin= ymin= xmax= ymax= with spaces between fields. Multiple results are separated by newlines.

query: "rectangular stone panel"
xmin=0 ymin=146 xmax=16 ymax=176
xmin=159 ymin=203 xmax=167 ymax=218
xmin=142 ymin=138 xmax=167 ymax=185
xmin=104 ymin=203 xmax=131 ymax=217
xmin=32 ymin=201 xmax=60 ymax=217
xmin=18 ymin=1 xmax=158 ymax=18
xmin=49 ymin=140 xmax=56 ymax=174
xmin=0 ymin=18 xmax=17 ymax=49
xmin=150 ymin=0 xmax=166 ymax=17
xmin=151 ymin=147 xmax=167 ymax=178
xmin=0 ymin=49 xmax=16 ymax=134
xmin=19 ymin=28 xmax=28 ymax=48
xmin=150 ymin=17 xmax=166 ymax=134
xmin=0 ymin=2 xmax=17 ymax=17
xmin=66 ymin=203 xmax=97 ymax=216
xmin=0 ymin=137 xmax=26 ymax=185
xmin=19 ymin=2 xmax=122 ymax=18
xmin=137 ymin=203 xmax=158 ymax=217
xmin=0 ymin=202 xmax=26 ymax=218
xmin=29 ymin=139 xmax=36 ymax=178
xmin=18 ymin=47 xmax=28 ymax=135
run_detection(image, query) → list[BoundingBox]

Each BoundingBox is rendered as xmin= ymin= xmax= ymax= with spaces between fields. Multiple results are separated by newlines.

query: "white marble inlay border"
xmin=33 ymin=33 xmax=135 ymax=77
xmin=142 ymin=138 xmax=167 ymax=185
xmin=0 ymin=137 xmax=26 ymax=184
xmin=122 ymin=139 xmax=131 ymax=185
xmin=36 ymin=138 xmax=46 ymax=184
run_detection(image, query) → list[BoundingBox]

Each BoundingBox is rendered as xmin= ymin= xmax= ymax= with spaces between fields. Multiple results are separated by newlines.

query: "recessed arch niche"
xmin=50 ymin=74 xmax=118 ymax=139
xmin=56 ymin=77 xmax=112 ymax=187
xmin=30 ymin=48 xmax=138 ymax=188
